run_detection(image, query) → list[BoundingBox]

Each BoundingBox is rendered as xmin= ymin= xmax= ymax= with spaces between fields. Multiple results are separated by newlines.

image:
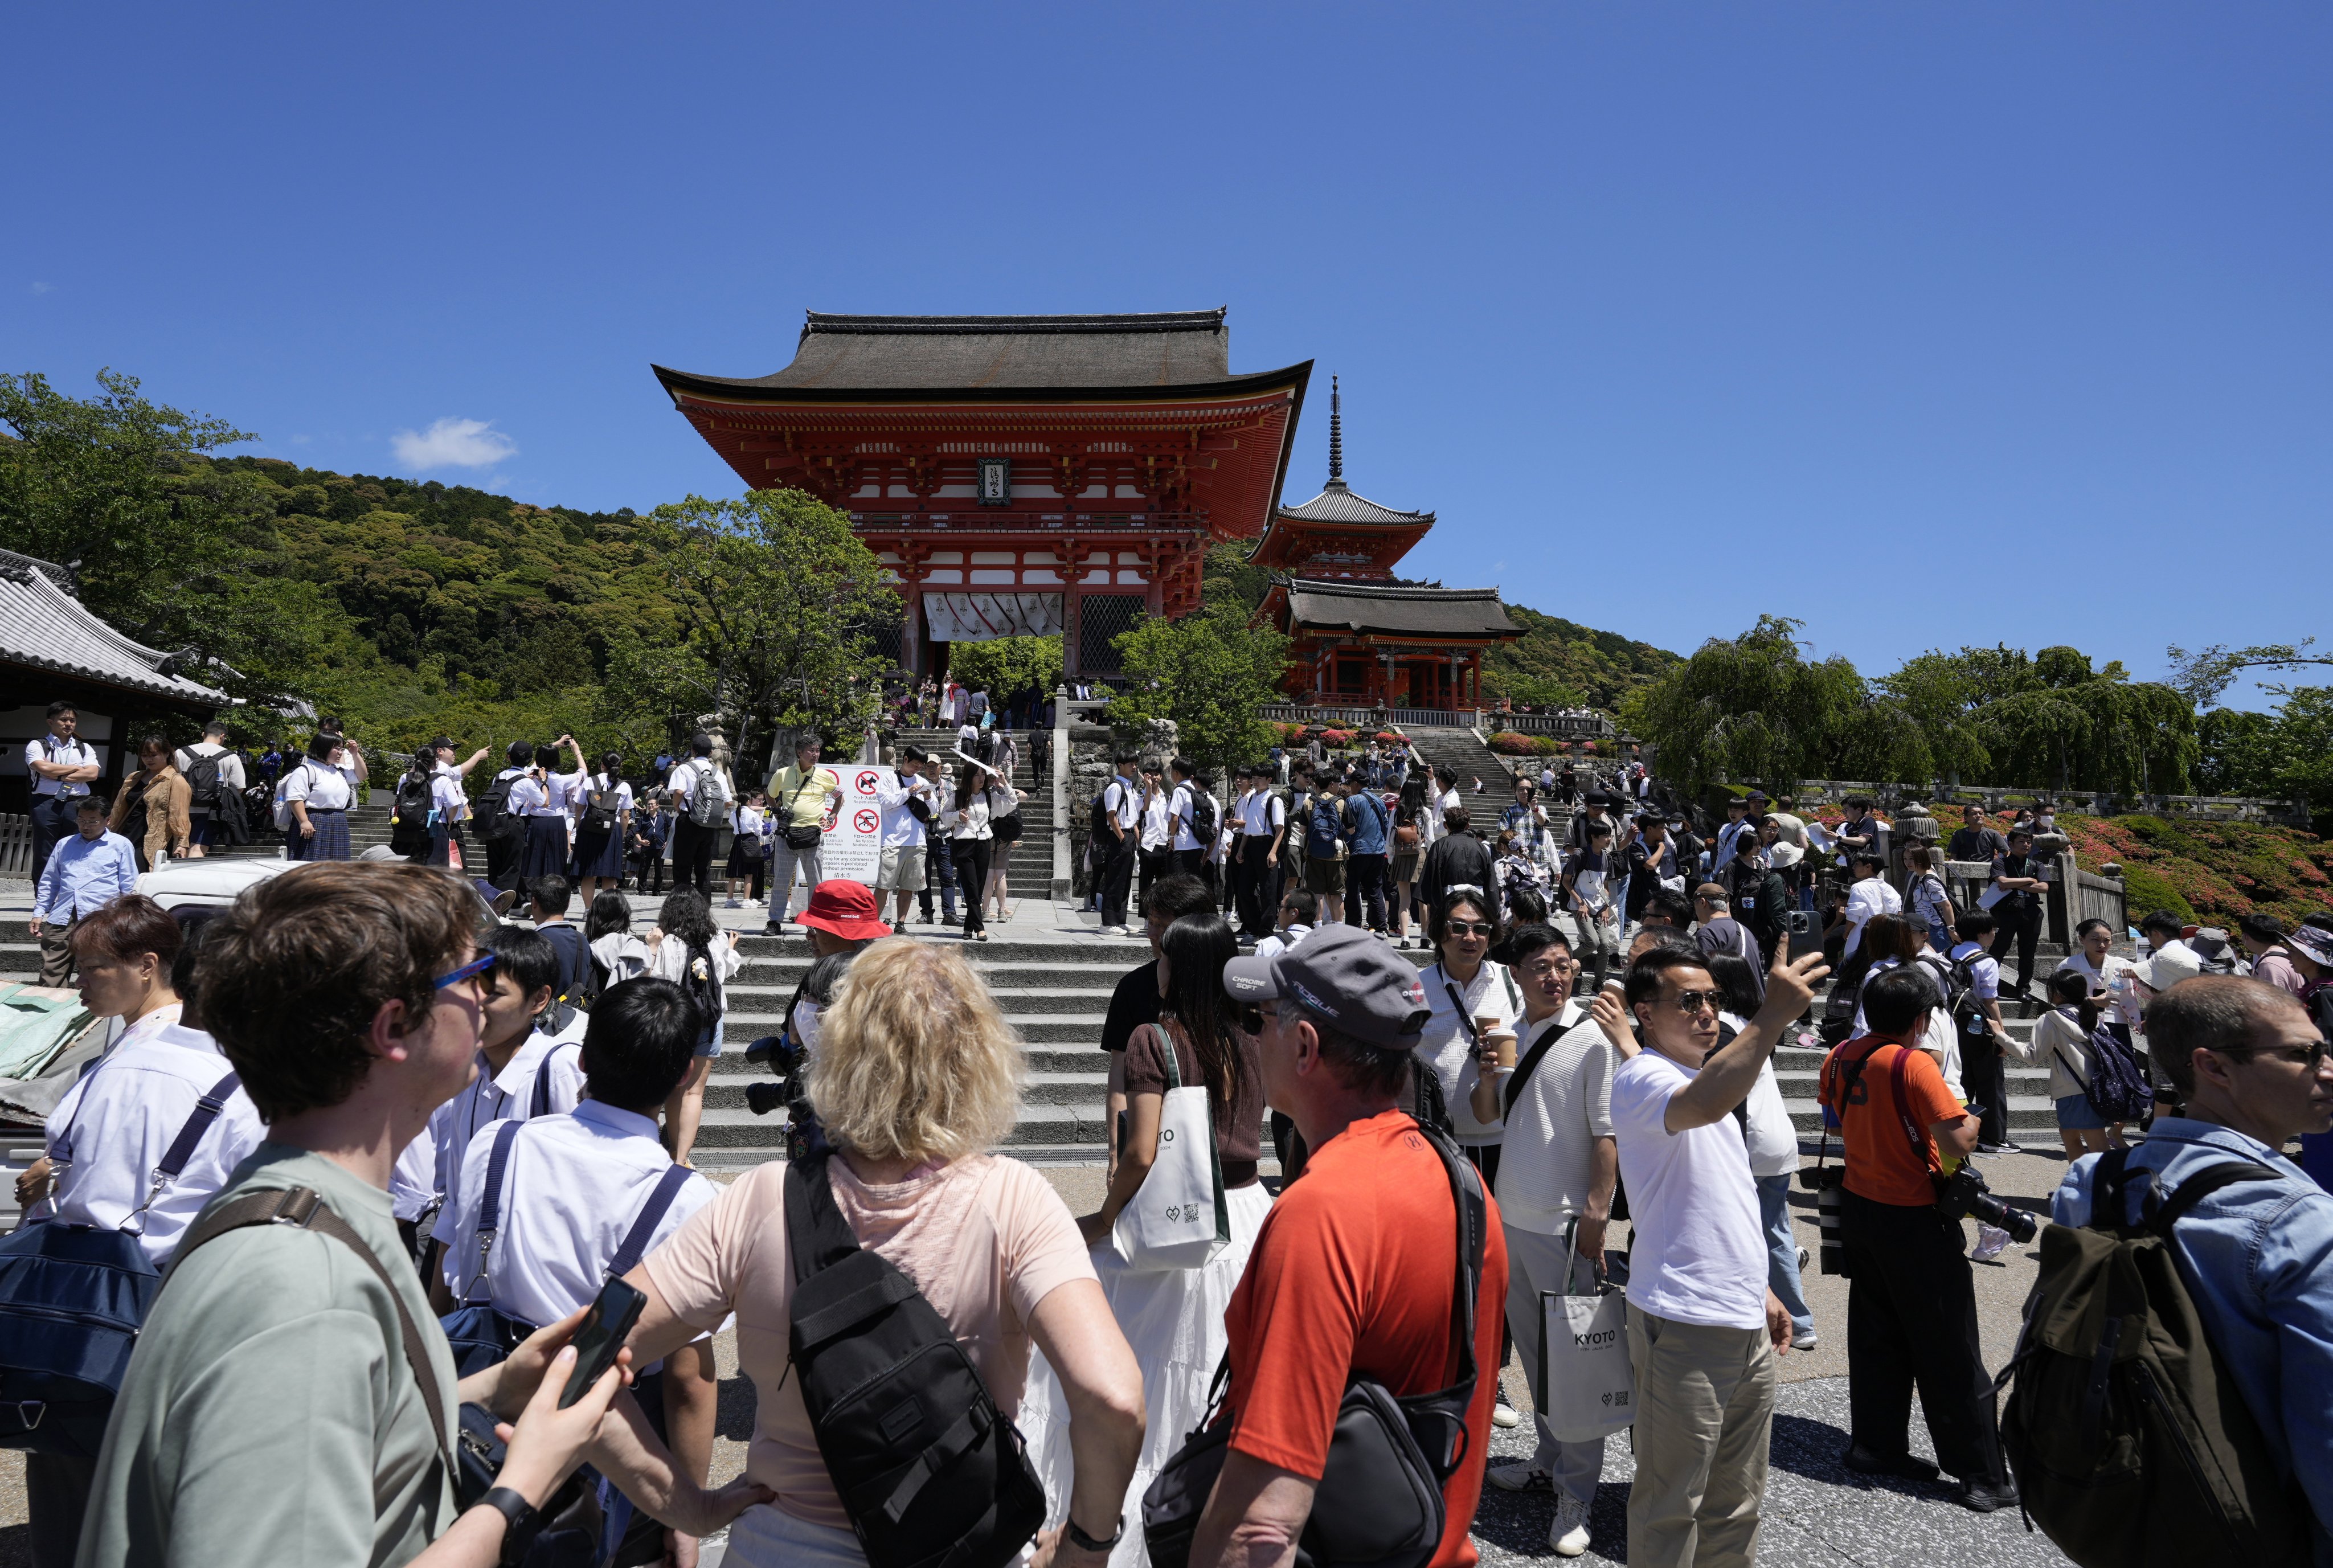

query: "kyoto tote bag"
xmin=1537 ymin=1218 xmax=1634 ymax=1443
xmin=1112 ymin=1025 xmax=1230 ymax=1272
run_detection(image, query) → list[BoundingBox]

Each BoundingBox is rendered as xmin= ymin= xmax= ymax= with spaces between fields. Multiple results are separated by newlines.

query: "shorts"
xmin=877 ymin=845 xmax=927 ymax=890
xmin=1303 ymin=857 xmax=1345 ymax=897
xmin=2055 ymin=1091 xmax=2108 ymax=1131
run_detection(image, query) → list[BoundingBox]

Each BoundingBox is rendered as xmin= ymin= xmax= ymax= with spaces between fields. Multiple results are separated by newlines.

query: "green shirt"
xmin=79 ymin=1144 xmax=460 ymax=1567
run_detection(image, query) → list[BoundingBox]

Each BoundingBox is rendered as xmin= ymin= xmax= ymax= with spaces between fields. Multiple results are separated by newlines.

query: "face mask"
xmin=791 ymin=998 xmax=822 ymax=1057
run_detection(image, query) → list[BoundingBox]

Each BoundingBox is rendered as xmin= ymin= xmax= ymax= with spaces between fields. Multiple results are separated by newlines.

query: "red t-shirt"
xmin=1222 ymin=1110 xmax=1509 ymax=1568
xmin=1816 ymin=1035 xmax=1966 ymax=1207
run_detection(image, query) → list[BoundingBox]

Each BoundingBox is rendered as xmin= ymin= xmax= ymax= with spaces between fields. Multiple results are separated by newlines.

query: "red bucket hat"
xmin=798 ymin=879 xmax=893 ymax=943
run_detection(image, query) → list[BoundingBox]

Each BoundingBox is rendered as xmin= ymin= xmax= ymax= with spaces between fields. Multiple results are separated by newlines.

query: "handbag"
xmin=1143 ymin=1121 xmax=1486 ymax=1568
xmin=1536 ymin=1217 xmax=1633 ymax=1443
xmin=1111 ymin=1024 xmax=1230 ymax=1272
xmin=780 ymin=767 xmax=825 ymax=850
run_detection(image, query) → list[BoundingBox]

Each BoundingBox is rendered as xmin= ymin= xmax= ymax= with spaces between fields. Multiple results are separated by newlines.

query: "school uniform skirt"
xmin=517 ymin=815 xmax=569 ymax=882
xmin=571 ymin=828 xmax=624 ymax=878
xmin=292 ymin=808 xmax=350 ymax=861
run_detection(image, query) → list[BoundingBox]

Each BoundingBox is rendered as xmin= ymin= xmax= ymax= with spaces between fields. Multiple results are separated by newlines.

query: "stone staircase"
xmin=214 ymin=797 xmax=398 ymax=859
xmin=1399 ymin=724 xmax=1517 ymax=800
xmin=886 ymin=730 xmax=1054 ymax=895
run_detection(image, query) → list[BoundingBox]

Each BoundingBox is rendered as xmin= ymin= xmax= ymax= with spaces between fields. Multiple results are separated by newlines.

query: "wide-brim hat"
xmin=2134 ymin=940 xmax=2206 ymax=992
xmin=799 ymin=879 xmax=893 ymax=942
xmin=2287 ymin=921 xmax=2333 ymax=969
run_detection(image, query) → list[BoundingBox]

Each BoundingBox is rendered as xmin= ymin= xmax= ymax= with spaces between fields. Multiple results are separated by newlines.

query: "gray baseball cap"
xmin=1221 ymin=925 xmax=1431 ymax=1048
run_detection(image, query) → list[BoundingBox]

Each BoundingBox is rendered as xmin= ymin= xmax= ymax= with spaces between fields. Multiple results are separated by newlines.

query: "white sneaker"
xmin=1099 ymin=924 xmax=1131 ymax=937
xmin=1491 ymin=1390 xmax=1522 ymax=1429
xmin=1485 ymin=1463 xmax=1550 ymax=1493
xmin=1550 ymin=1493 xmax=1591 ymax=1557
xmin=1791 ymin=1328 xmax=1820 ymax=1352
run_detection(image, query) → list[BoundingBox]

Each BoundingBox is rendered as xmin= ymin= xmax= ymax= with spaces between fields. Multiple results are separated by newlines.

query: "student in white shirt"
xmin=172 ymin=720 xmax=247 ymax=859
xmin=1137 ymin=763 xmax=1172 ymax=899
xmin=437 ymin=977 xmax=723 ymax=1566
xmin=26 ymin=699 xmax=102 ymax=887
xmin=281 ymin=734 xmax=357 ymax=861
xmin=1607 ymin=942 xmax=1824 ymax=1567
xmin=1165 ymin=756 xmax=1206 ymax=879
xmin=424 ymin=926 xmax=587 ymax=1304
xmin=1095 ymin=751 xmax=1144 ymax=936
xmin=1253 ymin=887 xmax=1315 ymax=961
xmin=1707 ymin=953 xmax=1816 ymax=1352
xmin=1947 ymin=911 xmax=2016 ymax=1151
xmin=641 ymin=890 xmax=744 ymax=1167
xmin=1233 ymin=767 xmax=1287 ymax=940
xmin=511 ymin=736 xmax=588 ymax=888
xmin=1840 ymin=850 xmax=1901 ymax=961
xmin=1479 ymin=925 xmax=1611 ymax=1554
xmin=874 ymin=748 xmax=936 ymax=933
xmin=427 ymin=765 xmax=470 ymax=870
xmin=570 ymin=751 xmax=633 ymax=908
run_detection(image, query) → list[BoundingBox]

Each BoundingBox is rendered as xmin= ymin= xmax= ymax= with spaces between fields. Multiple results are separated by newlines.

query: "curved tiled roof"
xmin=661 ymin=309 xmax=1258 ymax=392
xmin=1283 ymin=577 xmax=1517 ymax=638
xmin=0 ymin=550 xmax=228 ymax=704
xmin=1274 ymin=479 xmax=1434 ymax=528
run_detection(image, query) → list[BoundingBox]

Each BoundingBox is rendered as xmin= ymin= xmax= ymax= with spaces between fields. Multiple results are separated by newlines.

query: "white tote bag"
xmin=1538 ymin=1221 xmax=1635 ymax=1443
xmin=1111 ymin=1026 xmax=1229 ymax=1272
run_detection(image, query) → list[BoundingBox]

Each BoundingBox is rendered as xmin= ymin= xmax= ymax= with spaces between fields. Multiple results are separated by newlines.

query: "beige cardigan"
xmin=111 ymin=766 xmax=192 ymax=865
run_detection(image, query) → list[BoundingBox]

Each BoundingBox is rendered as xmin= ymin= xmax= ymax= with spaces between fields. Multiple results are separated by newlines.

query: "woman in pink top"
xmin=589 ymin=939 xmax=1147 ymax=1568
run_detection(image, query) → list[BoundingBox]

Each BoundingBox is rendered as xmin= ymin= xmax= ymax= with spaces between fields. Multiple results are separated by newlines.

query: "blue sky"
xmin=8 ymin=4 xmax=2326 ymax=707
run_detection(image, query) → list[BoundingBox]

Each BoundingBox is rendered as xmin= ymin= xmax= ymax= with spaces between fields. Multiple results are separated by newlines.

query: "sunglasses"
xmin=1664 ymin=989 xmax=1724 ymax=1016
xmin=2213 ymin=1041 xmax=2333 ymax=1069
xmin=433 ymin=953 xmax=497 ymax=991
xmin=1443 ymin=920 xmax=1496 ymax=938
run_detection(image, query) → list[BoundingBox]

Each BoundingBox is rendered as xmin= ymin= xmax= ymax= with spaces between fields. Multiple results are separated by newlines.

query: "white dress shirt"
xmin=1140 ymin=791 xmax=1171 ymax=851
xmin=425 ymin=1031 xmax=588 ymax=1274
xmin=281 ymin=759 xmax=353 ymax=810
xmin=26 ymin=735 xmax=99 ymax=799
xmin=1169 ymin=784 xmax=1200 ymax=852
xmin=42 ymin=1023 xmax=267 ymax=1264
xmin=439 ymin=1101 xmax=719 ymax=1325
xmin=1841 ymin=875 xmax=1904 ymax=959
xmin=877 ymin=771 xmax=932 ymax=849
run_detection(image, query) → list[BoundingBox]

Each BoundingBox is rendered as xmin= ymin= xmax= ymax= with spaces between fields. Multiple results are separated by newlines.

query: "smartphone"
xmin=560 ymin=1276 xmax=646 ymax=1409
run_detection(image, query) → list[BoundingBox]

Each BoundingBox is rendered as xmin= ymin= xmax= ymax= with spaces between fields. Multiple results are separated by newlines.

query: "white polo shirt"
xmin=42 ymin=1023 xmax=267 ymax=1264
xmin=1239 ymin=788 xmax=1285 ymax=840
xmin=1101 ymin=775 xmax=1143 ymax=833
xmin=439 ymin=1101 xmax=718 ymax=1325
xmin=26 ymin=734 xmax=99 ymax=799
xmin=424 ymin=1032 xmax=587 ymax=1274
xmin=280 ymin=759 xmax=353 ymax=810
xmin=429 ymin=773 xmax=468 ymax=824
xmin=1169 ymin=783 xmax=1200 ymax=853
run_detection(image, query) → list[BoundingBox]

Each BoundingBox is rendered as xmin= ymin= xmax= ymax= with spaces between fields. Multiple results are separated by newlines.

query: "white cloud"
xmin=30 ymin=281 xmax=52 ymax=294
xmin=391 ymin=416 xmax=517 ymax=470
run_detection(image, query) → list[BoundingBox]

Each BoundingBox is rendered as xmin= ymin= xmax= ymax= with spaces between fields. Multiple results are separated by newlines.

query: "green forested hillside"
xmin=1486 ymin=605 xmax=1682 ymax=711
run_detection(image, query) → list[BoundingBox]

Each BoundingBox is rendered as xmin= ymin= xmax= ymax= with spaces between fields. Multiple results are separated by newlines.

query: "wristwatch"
xmin=477 ymin=1485 xmax=539 ymax=1548
xmin=1065 ymin=1514 xmax=1124 ymax=1553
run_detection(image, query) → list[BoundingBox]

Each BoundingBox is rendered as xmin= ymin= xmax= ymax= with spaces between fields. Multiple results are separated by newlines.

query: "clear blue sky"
xmin=9 ymin=4 xmax=2326 ymax=707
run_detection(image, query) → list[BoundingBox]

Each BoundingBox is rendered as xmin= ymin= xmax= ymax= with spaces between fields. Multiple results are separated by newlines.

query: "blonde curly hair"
xmin=806 ymin=938 xmax=1024 ymax=1163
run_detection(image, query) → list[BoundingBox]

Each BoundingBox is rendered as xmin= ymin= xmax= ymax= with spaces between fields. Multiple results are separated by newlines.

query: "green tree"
xmin=1106 ymin=602 xmax=1290 ymax=775
xmin=0 ymin=369 xmax=339 ymax=705
xmin=946 ymin=636 xmax=1063 ymax=704
xmin=642 ymin=489 xmax=900 ymax=780
xmin=1617 ymin=617 xmax=1868 ymax=795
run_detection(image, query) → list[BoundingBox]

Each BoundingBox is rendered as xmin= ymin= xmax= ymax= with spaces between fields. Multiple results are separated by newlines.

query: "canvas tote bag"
xmin=1112 ymin=1024 xmax=1230 ymax=1272
xmin=1537 ymin=1218 xmax=1634 ymax=1443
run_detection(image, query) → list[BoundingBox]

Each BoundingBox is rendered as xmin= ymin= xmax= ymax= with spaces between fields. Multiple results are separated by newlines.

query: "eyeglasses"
xmin=1237 ymin=1001 xmax=1290 ymax=1035
xmin=1665 ymin=989 xmax=1724 ymax=1016
xmin=433 ymin=953 xmax=496 ymax=991
xmin=1443 ymin=921 xmax=1496 ymax=938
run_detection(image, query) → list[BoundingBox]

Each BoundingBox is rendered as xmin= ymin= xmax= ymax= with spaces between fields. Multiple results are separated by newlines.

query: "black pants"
xmin=27 ymin=1449 xmax=96 ymax=1568
xmin=1840 ymin=1189 xmax=2009 ymax=1485
xmin=486 ymin=828 xmax=521 ymax=891
xmin=959 ymin=837 xmax=993 ymax=933
xmin=1237 ymin=838 xmax=1276 ymax=936
xmin=1224 ymin=842 xmax=1246 ymax=915
xmin=1098 ymin=836 xmax=1136 ymax=928
xmin=28 ymin=795 xmax=79 ymax=889
xmin=672 ymin=817 xmax=717 ymax=899
xmin=632 ymin=846 xmax=666 ymax=894
xmin=1171 ymin=847 xmax=1206 ymax=880
xmin=1137 ymin=846 xmax=1168 ymax=901
xmin=1349 ymin=852 xmax=1390 ymax=931
xmin=1990 ymin=906 xmax=2040 ymax=995
xmin=1961 ymin=1030 xmax=2010 ymax=1145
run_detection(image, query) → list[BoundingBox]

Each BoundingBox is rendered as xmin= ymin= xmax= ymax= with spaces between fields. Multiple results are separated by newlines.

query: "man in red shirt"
xmin=1816 ymin=965 xmax=2015 ymax=1511
xmin=1193 ymin=926 xmax=1510 ymax=1568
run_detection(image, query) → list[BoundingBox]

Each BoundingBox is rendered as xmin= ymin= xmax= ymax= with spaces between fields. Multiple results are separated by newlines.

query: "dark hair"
xmin=487 ymin=924 xmax=559 ymax=1018
xmin=170 ymin=908 xmax=221 ymax=1025
xmin=1114 ymin=750 xmax=1140 ymax=766
xmin=2138 ymin=910 xmax=2186 ymax=939
xmin=529 ymin=742 xmax=558 ymax=769
xmin=507 ymin=739 xmax=532 ymax=765
xmin=586 ymin=889 xmax=633 ymax=941
xmin=71 ymin=893 xmax=182 ymax=968
xmin=136 ymin=735 xmax=170 ymax=763
xmin=1141 ymin=873 xmax=1215 ymax=923
xmin=1843 ymin=795 xmax=1873 ymax=810
xmin=529 ymin=874 xmax=573 ymax=915
xmin=318 ymin=717 xmax=343 ymax=733
xmin=1314 ymin=1021 xmax=1412 ymax=1098
xmin=690 ymin=732 xmax=714 ymax=757
xmin=1957 ymin=908 xmax=1997 ymax=938
xmin=898 ymin=744 xmax=928 ymax=763
xmin=1863 ymin=965 xmax=1941 ymax=1036
xmin=1863 ymin=912 xmax=1922 ymax=965
xmin=1640 ymin=888 xmax=1695 ymax=928
xmin=1501 ymin=886 xmax=1548 ymax=932
xmin=306 ymin=732 xmax=342 ymax=762
xmin=1444 ymin=806 xmax=1471 ymax=833
xmin=1851 ymin=850 xmax=1886 ymax=870
xmin=2047 ymin=967 xmax=2098 ymax=1032
xmin=1705 ymin=953 xmax=1762 ymax=1017
xmin=1435 ymin=767 xmax=1457 ymax=788
xmin=2150 ymin=977 xmax=2309 ymax=1095
xmin=1623 ymin=944 xmax=1713 ymax=1011
xmin=2008 ymin=827 xmax=2033 ymax=843
xmin=203 ymin=863 xmax=481 ymax=1121
xmin=1170 ymin=755 xmax=1195 ymax=778
xmin=581 ymin=977 xmax=703 ymax=1112
xmin=2075 ymin=917 xmax=2113 ymax=940
xmin=1430 ymin=891 xmax=1499 ymax=949
xmin=657 ymin=890 xmax=723 ymax=1013
xmin=46 ymin=699 xmax=76 ymax=719
xmin=1585 ymin=818 xmax=1612 ymax=840
xmin=2236 ymin=912 xmax=2286 ymax=945
xmin=599 ymin=750 xmax=622 ymax=775
xmin=1159 ymin=914 xmax=1246 ymax=1118
xmin=1502 ymin=923 xmax=1573 ymax=969
xmin=77 ymin=793 xmax=111 ymax=817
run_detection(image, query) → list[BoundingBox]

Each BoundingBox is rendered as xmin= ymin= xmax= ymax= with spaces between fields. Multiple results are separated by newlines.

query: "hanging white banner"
xmin=924 ymin=592 xmax=1065 ymax=642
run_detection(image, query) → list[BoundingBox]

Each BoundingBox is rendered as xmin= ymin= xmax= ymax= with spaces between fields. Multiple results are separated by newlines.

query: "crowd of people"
xmin=14 ymin=693 xmax=2333 ymax=1568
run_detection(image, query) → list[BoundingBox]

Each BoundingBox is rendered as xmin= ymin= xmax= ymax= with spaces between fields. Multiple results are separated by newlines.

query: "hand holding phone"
xmin=560 ymin=1276 xmax=646 ymax=1409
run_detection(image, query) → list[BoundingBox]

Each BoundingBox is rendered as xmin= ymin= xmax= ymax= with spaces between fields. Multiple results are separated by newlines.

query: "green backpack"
xmin=1999 ymin=1147 xmax=2311 ymax=1567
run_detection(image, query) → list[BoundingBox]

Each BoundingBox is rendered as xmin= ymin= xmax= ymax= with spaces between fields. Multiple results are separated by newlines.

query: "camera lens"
xmin=743 ymin=1080 xmax=788 ymax=1117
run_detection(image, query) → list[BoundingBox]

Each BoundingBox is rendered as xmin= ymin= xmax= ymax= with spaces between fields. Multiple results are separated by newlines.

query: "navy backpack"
xmin=0 ymin=1066 xmax=241 ymax=1458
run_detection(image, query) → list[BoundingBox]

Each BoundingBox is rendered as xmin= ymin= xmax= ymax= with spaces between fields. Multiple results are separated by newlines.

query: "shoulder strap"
xmin=125 ymin=1069 xmax=243 ymax=1229
xmin=530 ymin=1041 xmax=576 ymax=1118
xmin=465 ymin=1120 xmax=524 ymax=1304
xmin=1883 ymin=1044 xmax=1929 ymax=1166
xmin=608 ymin=1164 xmax=695 ymax=1280
xmin=1398 ymin=1122 xmax=1487 ymax=1477
xmin=1504 ymin=1016 xmax=1566 ymax=1116
xmin=784 ymin=1152 xmax=866 ymax=1283
xmin=167 ymin=1186 xmax=455 ymax=1483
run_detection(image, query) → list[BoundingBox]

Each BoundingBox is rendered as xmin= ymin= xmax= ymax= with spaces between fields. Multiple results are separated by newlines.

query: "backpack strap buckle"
xmin=3 ymin=1400 xmax=45 ymax=1434
xmin=268 ymin=1186 xmax=321 ymax=1227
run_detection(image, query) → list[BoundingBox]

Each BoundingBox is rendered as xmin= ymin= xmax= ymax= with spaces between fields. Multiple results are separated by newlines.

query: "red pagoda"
xmin=1251 ymin=378 xmax=1519 ymax=710
xmin=654 ymin=310 xmax=1309 ymax=678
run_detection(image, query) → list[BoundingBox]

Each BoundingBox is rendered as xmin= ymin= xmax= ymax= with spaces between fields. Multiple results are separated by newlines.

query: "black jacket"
xmin=1421 ymin=831 xmax=1494 ymax=916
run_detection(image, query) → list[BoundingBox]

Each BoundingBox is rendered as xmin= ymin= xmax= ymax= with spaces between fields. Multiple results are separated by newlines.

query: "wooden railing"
xmin=0 ymin=814 xmax=30 ymax=881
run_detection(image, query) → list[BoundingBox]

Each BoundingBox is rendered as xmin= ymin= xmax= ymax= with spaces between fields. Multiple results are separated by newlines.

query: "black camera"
xmin=742 ymin=1033 xmax=800 ymax=1117
xmin=1933 ymin=1164 xmax=2038 ymax=1244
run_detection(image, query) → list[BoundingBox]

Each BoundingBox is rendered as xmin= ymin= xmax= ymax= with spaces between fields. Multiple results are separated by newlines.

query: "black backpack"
xmin=580 ymin=775 xmax=621 ymax=836
xmin=481 ymin=770 xmax=527 ymax=844
xmin=1145 ymin=1120 xmax=1485 ymax=1568
xmin=1090 ymin=779 xmax=1127 ymax=846
xmin=784 ymin=1153 xmax=1046 ymax=1568
xmin=2000 ymin=1149 xmax=2310 ymax=1566
xmin=183 ymin=750 xmax=224 ymax=810
xmin=1186 ymin=788 xmax=1218 ymax=848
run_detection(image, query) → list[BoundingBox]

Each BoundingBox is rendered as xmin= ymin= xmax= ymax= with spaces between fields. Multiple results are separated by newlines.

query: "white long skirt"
xmin=1016 ymin=1180 xmax=1275 ymax=1568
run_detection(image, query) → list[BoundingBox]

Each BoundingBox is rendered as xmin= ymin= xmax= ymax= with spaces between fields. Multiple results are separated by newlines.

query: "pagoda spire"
xmin=1327 ymin=374 xmax=1344 ymax=486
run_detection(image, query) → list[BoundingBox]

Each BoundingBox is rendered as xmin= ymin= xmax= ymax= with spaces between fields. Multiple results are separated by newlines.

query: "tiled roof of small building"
xmin=0 ymin=550 xmax=228 ymax=703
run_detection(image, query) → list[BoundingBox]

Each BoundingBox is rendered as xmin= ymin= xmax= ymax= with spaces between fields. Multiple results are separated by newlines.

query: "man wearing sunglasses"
xmin=1610 ymin=939 xmax=1827 ymax=1568
xmin=2051 ymin=977 xmax=2333 ymax=1555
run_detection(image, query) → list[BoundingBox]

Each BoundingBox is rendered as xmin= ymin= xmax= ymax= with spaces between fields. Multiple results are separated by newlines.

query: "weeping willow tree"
xmin=1617 ymin=617 xmax=1869 ymax=795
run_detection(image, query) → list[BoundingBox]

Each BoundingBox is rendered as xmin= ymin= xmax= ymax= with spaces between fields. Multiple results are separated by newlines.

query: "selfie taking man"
xmin=1610 ymin=940 xmax=1826 ymax=1568
xmin=1817 ymin=967 xmax=2017 ymax=1512
xmin=1192 ymin=926 xmax=1509 ymax=1568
